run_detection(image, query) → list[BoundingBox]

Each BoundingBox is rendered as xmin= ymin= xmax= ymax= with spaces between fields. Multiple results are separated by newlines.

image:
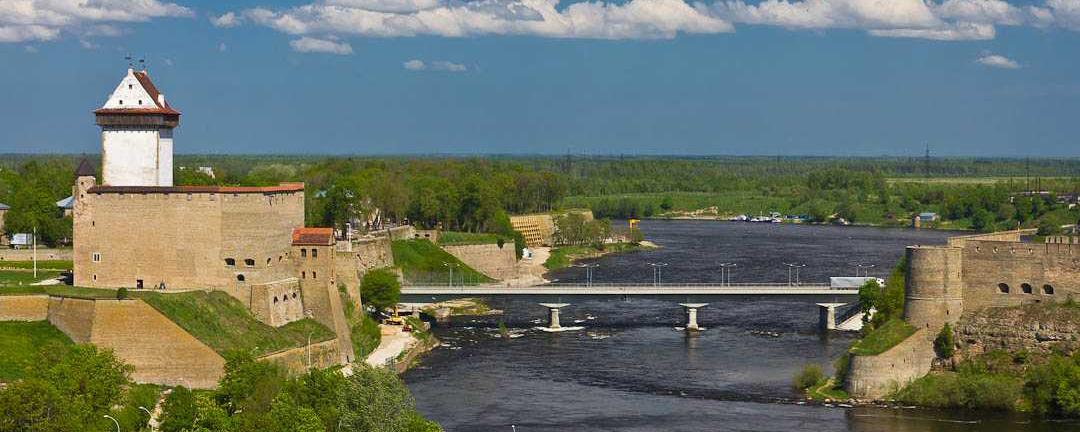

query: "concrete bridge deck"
xmin=401 ymin=283 xmax=857 ymax=296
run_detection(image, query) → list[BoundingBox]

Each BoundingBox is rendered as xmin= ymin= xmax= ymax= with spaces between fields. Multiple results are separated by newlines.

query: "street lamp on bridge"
xmin=853 ymin=263 xmax=876 ymax=277
xmin=648 ymin=262 xmax=669 ymax=287
xmin=441 ymin=262 xmax=458 ymax=287
xmin=719 ymin=262 xmax=737 ymax=286
xmin=783 ymin=263 xmax=806 ymax=286
xmin=572 ymin=263 xmax=599 ymax=287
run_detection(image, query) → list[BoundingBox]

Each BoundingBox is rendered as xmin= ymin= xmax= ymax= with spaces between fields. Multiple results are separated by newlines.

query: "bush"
xmin=894 ymin=369 xmax=1023 ymax=410
xmin=793 ymin=364 xmax=824 ymax=391
xmin=116 ymin=287 xmax=128 ymax=300
xmin=934 ymin=323 xmax=955 ymax=359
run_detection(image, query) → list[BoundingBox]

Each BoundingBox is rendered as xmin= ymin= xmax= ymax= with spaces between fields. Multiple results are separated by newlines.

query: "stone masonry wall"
xmin=297 ymin=244 xmax=356 ymax=364
xmin=846 ymin=329 xmax=936 ymax=400
xmin=0 ymin=295 xmax=49 ymax=321
xmin=443 ymin=243 xmax=517 ymax=280
xmin=335 ymin=236 xmax=394 ymax=307
xmin=955 ymin=304 xmax=1080 ymax=358
xmin=0 ymin=249 xmax=73 ymax=262
xmin=46 ymin=297 xmax=97 ymax=342
xmin=959 ymin=241 xmax=1080 ymax=313
xmin=249 ymin=278 xmax=304 ymax=327
xmin=74 ymin=184 xmax=304 ymax=291
xmin=259 ymin=339 xmax=341 ymax=373
xmin=89 ymin=300 xmax=225 ymax=389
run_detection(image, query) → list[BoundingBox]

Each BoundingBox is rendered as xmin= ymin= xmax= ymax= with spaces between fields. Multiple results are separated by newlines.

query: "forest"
xmin=1 ymin=154 xmax=1079 ymax=246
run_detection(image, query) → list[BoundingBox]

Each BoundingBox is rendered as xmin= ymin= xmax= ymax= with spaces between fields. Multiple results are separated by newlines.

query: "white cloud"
xmin=0 ymin=0 xmax=192 ymax=43
xmin=403 ymin=59 xmax=467 ymax=71
xmin=289 ymin=36 xmax=354 ymax=54
xmin=976 ymin=53 xmax=1020 ymax=68
xmin=218 ymin=42 xmax=228 ymax=52
xmin=211 ymin=12 xmax=241 ymax=28
xmin=244 ymin=0 xmax=733 ymax=40
xmin=79 ymin=38 xmax=98 ymax=49
xmin=1031 ymin=0 xmax=1080 ymax=30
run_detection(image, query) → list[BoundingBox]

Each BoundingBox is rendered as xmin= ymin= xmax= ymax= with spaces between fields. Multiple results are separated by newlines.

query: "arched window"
xmin=1043 ymin=284 xmax=1055 ymax=295
xmin=225 ymin=258 xmax=235 ymax=266
xmin=998 ymin=283 xmax=1010 ymax=294
xmin=302 ymin=271 xmax=306 ymax=279
xmin=292 ymin=292 xmax=297 ymax=299
xmin=1022 ymin=283 xmax=1033 ymax=294
xmin=237 ymin=274 xmax=246 ymax=282
xmin=244 ymin=258 xmax=255 ymax=267
xmin=312 ymin=271 xmax=317 ymax=279
xmin=312 ymin=248 xmax=318 ymax=259
xmin=301 ymin=248 xmax=307 ymax=258
xmin=266 ymin=258 xmax=271 ymax=266
xmin=273 ymin=296 xmax=278 ymax=303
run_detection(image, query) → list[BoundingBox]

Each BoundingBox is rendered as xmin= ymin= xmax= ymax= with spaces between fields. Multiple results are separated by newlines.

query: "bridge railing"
xmin=541 ymin=282 xmax=830 ymax=288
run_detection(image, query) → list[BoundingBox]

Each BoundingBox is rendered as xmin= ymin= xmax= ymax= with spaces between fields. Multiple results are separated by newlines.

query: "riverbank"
xmin=365 ymin=319 xmax=440 ymax=374
xmin=543 ymin=241 xmax=658 ymax=271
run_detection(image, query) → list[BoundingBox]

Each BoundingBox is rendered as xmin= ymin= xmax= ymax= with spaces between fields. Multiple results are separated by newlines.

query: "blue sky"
xmin=1 ymin=0 xmax=1079 ymax=156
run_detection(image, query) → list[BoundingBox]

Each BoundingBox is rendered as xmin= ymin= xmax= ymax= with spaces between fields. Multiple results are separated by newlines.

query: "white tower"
xmin=94 ymin=67 xmax=180 ymax=186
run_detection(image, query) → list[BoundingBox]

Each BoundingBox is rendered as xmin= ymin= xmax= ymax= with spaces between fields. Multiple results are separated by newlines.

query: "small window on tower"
xmin=119 ymin=99 xmax=124 ymax=105
xmin=92 ymin=252 xmax=101 ymax=263
xmin=138 ymin=100 xmax=142 ymax=105
xmin=128 ymin=84 xmax=132 ymax=89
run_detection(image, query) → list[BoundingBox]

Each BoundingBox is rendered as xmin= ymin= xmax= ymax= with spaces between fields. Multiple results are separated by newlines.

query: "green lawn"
xmin=0 ymin=260 xmax=73 ymax=270
xmin=391 ymin=239 xmax=493 ymax=285
xmin=850 ymin=319 xmax=917 ymax=356
xmin=0 ymin=321 xmax=73 ymax=382
xmin=437 ymin=231 xmax=501 ymax=246
xmin=136 ymin=290 xmax=335 ymax=357
xmin=0 ymin=270 xmax=64 ymax=287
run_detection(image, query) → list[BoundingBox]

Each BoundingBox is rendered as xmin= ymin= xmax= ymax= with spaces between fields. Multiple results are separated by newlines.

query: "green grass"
xmin=0 ymin=321 xmax=73 ymax=382
xmin=0 ymin=260 xmax=73 ymax=270
xmin=807 ymin=378 xmax=851 ymax=401
xmin=136 ymin=290 xmax=335 ymax=357
xmin=850 ymin=319 xmax=917 ymax=356
xmin=391 ymin=239 xmax=493 ymax=284
xmin=437 ymin=231 xmax=501 ymax=246
xmin=0 ymin=270 xmax=63 ymax=287
xmin=544 ymin=243 xmax=645 ymax=270
xmin=113 ymin=384 xmax=163 ymax=431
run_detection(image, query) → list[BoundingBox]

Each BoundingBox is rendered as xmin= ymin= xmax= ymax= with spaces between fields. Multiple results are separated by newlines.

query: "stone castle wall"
xmin=958 ymin=240 xmax=1079 ymax=312
xmin=0 ymin=249 xmax=73 ymax=262
xmin=0 ymin=295 xmax=50 ymax=321
xmin=443 ymin=243 xmax=517 ymax=280
xmin=259 ymin=339 xmax=342 ymax=372
xmin=249 ymin=278 xmax=304 ymax=327
xmin=955 ymin=304 xmax=1080 ymax=359
xmin=297 ymin=243 xmax=356 ymax=364
xmin=904 ymin=246 xmax=964 ymax=331
xmin=41 ymin=296 xmax=225 ymax=388
xmin=845 ymin=329 xmax=936 ymax=400
xmin=73 ymin=183 xmax=304 ymax=291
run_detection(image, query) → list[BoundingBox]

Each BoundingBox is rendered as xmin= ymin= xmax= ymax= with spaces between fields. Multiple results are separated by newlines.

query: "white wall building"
xmin=95 ymin=68 xmax=180 ymax=187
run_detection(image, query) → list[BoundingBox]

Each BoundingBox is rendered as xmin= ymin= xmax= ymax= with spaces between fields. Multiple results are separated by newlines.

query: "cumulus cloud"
xmin=976 ymin=53 xmax=1020 ymax=68
xmin=289 ymin=36 xmax=354 ymax=54
xmin=403 ymin=59 xmax=467 ymax=71
xmin=211 ymin=12 xmax=241 ymax=28
xmin=0 ymin=0 xmax=192 ymax=43
xmin=244 ymin=0 xmax=733 ymax=40
xmin=231 ymin=0 xmax=1080 ymax=46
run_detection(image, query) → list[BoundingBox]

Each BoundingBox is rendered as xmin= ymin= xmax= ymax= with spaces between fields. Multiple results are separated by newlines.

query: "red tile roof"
xmin=292 ymin=227 xmax=334 ymax=246
xmin=87 ymin=182 xmax=304 ymax=194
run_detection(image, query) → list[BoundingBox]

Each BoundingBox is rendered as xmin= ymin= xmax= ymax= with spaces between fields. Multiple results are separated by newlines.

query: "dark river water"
xmin=404 ymin=220 xmax=1080 ymax=432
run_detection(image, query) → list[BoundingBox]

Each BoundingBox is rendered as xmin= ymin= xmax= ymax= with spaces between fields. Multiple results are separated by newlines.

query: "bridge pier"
xmin=538 ymin=303 xmax=571 ymax=331
xmin=817 ymin=303 xmax=846 ymax=331
xmin=679 ymin=303 xmax=708 ymax=331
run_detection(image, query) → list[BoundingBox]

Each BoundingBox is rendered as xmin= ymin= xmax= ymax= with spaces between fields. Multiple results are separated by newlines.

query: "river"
xmin=403 ymin=220 xmax=1080 ymax=431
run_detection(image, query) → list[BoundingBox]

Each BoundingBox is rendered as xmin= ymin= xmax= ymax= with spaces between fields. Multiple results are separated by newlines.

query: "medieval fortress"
xmin=847 ymin=229 xmax=1080 ymax=398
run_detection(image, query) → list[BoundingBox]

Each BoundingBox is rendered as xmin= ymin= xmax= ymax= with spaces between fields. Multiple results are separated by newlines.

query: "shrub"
xmin=934 ymin=323 xmax=955 ymax=359
xmin=116 ymin=287 xmax=128 ymax=300
xmin=793 ymin=364 xmax=824 ymax=391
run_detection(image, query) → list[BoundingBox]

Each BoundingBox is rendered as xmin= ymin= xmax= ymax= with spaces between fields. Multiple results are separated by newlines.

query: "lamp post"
xmin=783 ymin=263 xmax=806 ymax=286
xmin=648 ymin=262 xmax=668 ymax=287
xmin=573 ymin=263 xmax=599 ymax=287
xmin=854 ymin=263 xmax=876 ymax=277
xmin=719 ymin=262 xmax=737 ymax=286
xmin=442 ymin=262 xmax=457 ymax=287
xmin=104 ymin=414 xmax=119 ymax=432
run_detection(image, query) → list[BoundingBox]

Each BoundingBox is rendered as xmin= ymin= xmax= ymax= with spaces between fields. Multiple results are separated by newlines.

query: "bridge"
xmin=399 ymin=282 xmax=865 ymax=333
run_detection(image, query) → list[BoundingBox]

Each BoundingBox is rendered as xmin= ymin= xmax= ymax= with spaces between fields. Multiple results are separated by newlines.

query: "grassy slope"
xmin=339 ymin=285 xmax=380 ymax=359
xmin=437 ymin=231 xmax=501 ymax=246
xmin=850 ymin=319 xmax=917 ymax=356
xmin=137 ymin=290 xmax=335 ymax=357
xmin=391 ymin=240 xmax=493 ymax=284
xmin=0 ymin=260 xmax=73 ymax=270
xmin=0 ymin=321 xmax=73 ymax=382
xmin=0 ymin=270 xmax=64 ymax=288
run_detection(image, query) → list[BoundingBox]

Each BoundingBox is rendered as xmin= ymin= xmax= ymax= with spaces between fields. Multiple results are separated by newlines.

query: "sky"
xmin=1 ymin=0 xmax=1079 ymax=157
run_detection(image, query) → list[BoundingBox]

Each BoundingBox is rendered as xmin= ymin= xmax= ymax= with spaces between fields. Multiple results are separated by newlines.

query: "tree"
xmin=934 ymin=323 xmax=955 ymax=358
xmin=361 ymin=269 xmax=401 ymax=312
xmin=338 ymin=365 xmax=434 ymax=432
xmin=269 ymin=395 xmax=324 ymax=432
